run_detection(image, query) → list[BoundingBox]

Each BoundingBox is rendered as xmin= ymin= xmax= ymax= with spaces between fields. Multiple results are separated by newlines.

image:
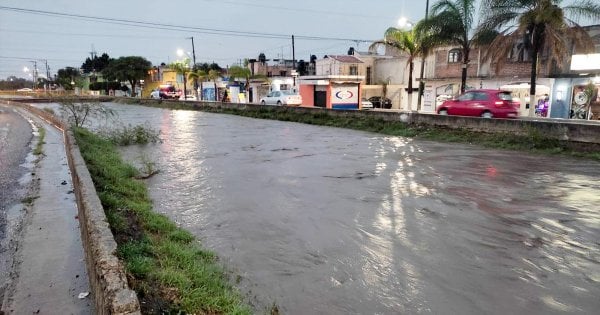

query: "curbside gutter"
xmin=1 ymin=101 xmax=141 ymax=314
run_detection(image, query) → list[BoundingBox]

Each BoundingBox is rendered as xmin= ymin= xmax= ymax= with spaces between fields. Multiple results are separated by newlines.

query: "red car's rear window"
xmin=498 ymin=92 xmax=513 ymax=101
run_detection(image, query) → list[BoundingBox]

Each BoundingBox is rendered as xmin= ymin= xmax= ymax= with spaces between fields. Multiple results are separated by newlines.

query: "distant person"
xmin=222 ymin=89 xmax=228 ymax=102
xmin=536 ymin=94 xmax=549 ymax=117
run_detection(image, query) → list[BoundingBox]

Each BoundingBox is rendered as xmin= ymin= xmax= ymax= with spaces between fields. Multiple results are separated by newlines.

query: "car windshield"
xmin=498 ymin=92 xmax=513 ymax=101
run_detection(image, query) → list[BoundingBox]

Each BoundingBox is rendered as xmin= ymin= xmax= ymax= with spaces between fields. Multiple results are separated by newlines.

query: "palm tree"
xmin=208 ymin=69 xmax=221 ymax=101
xmin=169 ymin=58 xmax=190 ymax=99
xmin=415 ymin=0 xmax=483 ymax=94
xmin=228 ymin=65 xmax=252 ymax=91
xmin=481 ymin=0 xmax=600 ymax=116
xmin=228 ymin=65 xmax=268 ymax=102
xmin=187 ymin=69 xmax=207 ymax=101
xmin=370 ymin=28 xmax=423 ymax=110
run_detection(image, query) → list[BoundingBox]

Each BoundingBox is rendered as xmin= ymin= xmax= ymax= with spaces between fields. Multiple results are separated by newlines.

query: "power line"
xmin=0 ymin=55 xmax=81 ymax=62
xmin=198 ymin=0 xmax=395 ymax=20
xmin=0 ymin=6 xmax=375 ymax=42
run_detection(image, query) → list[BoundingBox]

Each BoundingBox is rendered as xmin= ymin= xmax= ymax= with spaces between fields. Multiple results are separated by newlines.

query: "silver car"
xmin=260 ymin=90 xmax=302 ymax=106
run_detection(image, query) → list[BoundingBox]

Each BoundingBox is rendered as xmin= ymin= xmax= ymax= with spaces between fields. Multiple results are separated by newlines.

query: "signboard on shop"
xmin=331 ymin=84 xmax=359 ymax=109
xmin=571 ymin=54 xmax=600 ymax=71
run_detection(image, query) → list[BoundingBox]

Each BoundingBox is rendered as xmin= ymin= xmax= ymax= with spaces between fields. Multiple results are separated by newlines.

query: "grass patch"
xmin=33 ymin=127 xmax=46 ymax=156
xmin=115 ymin=99 xmax=600 ymax=161
xmin=98 ymin=123 xmax=162 ymax=146
xmin=74 ymin=127 xmax=251 ymax=314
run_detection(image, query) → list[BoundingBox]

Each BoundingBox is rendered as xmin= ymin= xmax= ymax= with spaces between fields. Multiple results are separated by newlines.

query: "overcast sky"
xmin=0 ymin=0 xmax=594 ymax=80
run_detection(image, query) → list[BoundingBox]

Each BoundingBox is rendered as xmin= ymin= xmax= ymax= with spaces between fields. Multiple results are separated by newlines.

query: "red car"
xmin=436 ymin=89 xmax=519 ymax=118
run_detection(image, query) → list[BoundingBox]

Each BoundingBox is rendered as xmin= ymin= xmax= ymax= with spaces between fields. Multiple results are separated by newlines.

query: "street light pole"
xmin=188 ymin=36 xmax=197 ymax=68
xmin=30 ymin=61 xmax=38 ymax=90
xmin=417 ymin=0 xmax=430 ymax=112
xmin=188 ymin=36 xmax=198 ymax=96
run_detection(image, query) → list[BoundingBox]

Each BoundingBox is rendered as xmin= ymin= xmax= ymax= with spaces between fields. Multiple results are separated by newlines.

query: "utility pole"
xmin=187 ymin=36 xmax=196 ymax=68
xmin=187 ymin=36 xmax=197 ymax=95
xmin=44 ymin=60 xmax=50 ymax=83
xmin=292 ymin=35 xmax=296 ymax=69
xmin=417 ymin=0 xmax=430 ymax=112
xmin=42 ymin=59 xmax=50 ymax=91
xmin=30 ymin=61 xmax=38 ymax=90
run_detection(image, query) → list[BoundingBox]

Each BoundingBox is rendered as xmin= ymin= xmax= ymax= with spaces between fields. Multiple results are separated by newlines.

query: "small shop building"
xmin=298 ymin=75 xmax=364 ymax=109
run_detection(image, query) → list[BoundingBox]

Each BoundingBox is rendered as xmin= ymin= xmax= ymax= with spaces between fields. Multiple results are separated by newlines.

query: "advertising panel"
xmin=331 ymin=85 xmax=359 ymax=110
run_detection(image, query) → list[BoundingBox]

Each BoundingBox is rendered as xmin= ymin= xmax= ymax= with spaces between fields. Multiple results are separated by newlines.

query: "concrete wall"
xmin=7 ymin=101 xmax=141 ymax=315
xmin=129 ymin=99 xmax=600 ymax=144
xmin=299 ymin=85 xmax=314 ymax=106
xmin=375 ymin=57 xmax=422 ymax=87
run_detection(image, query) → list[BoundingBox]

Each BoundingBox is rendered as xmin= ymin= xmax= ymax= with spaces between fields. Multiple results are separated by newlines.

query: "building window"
xmin=267 ymin=71 xmax=272 ymax=77
xmin=448 ymin=49 xmax=462 ymax=63
xmin=366 ymin=67 xmax=372 ymax=85
xmin=280 ymin=70 xmax=287 ymax=76
xmin=280 ymin=84 xmax=289 ymax=91
xmin=349 ymin=66 xmax=358 ymax=75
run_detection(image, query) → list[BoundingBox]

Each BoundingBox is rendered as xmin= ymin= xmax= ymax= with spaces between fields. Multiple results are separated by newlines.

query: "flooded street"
xmin=103 ymin=103 xmax=599 ymax=314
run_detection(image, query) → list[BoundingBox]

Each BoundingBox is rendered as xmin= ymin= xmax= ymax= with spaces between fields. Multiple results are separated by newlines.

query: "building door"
xmin=315 ymin=86 xmax=327 ymax=107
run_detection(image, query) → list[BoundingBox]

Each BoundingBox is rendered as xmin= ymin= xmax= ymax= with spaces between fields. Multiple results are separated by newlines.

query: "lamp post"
xmin=177 ymin=49 xmax=191 ymax=100
xmin=186 ymin=37 xmax=198 ymax=94
xmin=397 ymin=17 xmax=414 ymax=29
xmin=187 ymin=37 xmax=196 ymax=68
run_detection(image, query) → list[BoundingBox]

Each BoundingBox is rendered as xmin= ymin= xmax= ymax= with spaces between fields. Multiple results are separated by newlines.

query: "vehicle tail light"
xmin=495 ymin=100 xmax=515 ymax=108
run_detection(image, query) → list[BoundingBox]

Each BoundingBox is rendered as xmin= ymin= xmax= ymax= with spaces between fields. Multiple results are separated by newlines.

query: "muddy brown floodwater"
xmin=86 ymin=103 xmax=599 ymax=314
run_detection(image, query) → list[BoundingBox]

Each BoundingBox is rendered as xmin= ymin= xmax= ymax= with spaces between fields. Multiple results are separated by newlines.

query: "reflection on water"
xmin=98 ymin=103 xmax=600 ymax=314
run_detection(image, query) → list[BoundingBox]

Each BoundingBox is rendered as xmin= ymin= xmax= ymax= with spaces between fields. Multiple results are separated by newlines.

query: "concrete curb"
xmin=1 ymin=101 xmax=141 ymax=314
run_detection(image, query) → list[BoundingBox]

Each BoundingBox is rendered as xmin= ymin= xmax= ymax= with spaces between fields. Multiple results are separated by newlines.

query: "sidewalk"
xmin=2 ymin=110 xmax=93 ymax=314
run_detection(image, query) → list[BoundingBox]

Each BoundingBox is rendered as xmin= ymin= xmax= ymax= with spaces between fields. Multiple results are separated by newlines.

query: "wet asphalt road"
xmin=63 ymin=103 xmax=600 ymax=314
xmin=0 ymin=105 xmax=32 ymax=291
xmin=0 ymin=105 xmax=32 ymax=234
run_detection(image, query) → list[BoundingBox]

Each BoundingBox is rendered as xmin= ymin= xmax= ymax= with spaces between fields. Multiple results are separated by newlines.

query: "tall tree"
xmin=56 ymin=67 xmax=82 ymax=90
xmin=415 ymin=0 xmax=482 ymax=94
xmin=187 ymin=69 xmax=207 ymax=101
xmin=102 ymin=56 xmax=151 ymax=96
xmin=370 ymin=28 xmax=427 ymax=109
xmin=208 ymin=69 xmax=221 ymax=101
xmin=168 ymin=58 xmax=190 ymax=98
xmin=228 ymin=65 xmax=267 ymax=102
xmin=81 ymin=53 xmax=111 ymax=74
xmin=228 ymin=65 xmax=251 ymax=91
xmin=481 ymin=0 xmax=600 ymax=116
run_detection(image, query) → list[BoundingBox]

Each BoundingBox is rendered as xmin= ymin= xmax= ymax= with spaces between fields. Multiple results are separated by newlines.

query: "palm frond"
xmin=565 ymin=25 xmax=596 ymax=54
xmin=563 ymin=1 xmax=600 ymax=22
xmin=484 ymin=31 xmax=523 ymax=73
